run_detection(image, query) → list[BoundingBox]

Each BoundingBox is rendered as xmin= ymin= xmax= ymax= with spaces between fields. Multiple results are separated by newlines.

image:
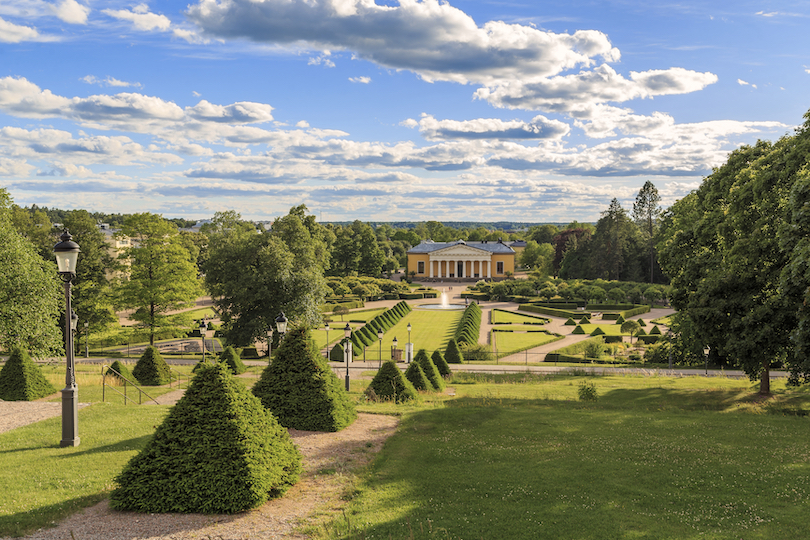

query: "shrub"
xmin=590 ymin=327 xmax=605 ymax=336
xmin=110 ymin=363 xmax=301 ymax=514
xmin=132 ymin=346 xmax=172 ymax=386
xmin=461 ymin=342 xmax=491 ymax=363
xmin=241 ymin=347 xmax=260 ymax=359
xmin=649 ymin=325 xmax=662 ymax=335
xmin=578 ymin=380 xmax=598 ymax=402
xmin=253 ymin=326 xmax=356 ymax=432
xmin=365 ymin=361 xmax=418 ymax=403
xmin=414 ymin=349 xmax=444 ymax=391
xmin=615 ymin=315 xmax=626 ymax=325
xmin=444 ymin=338 xmax=464 ymax=364
xmin=216 ymin=346 xmax=245 ymax=375
xmin=637 ymin=318 xmax=647 ymax=327
xmin=578 ymin=316 xmax=590 ymax=325
xmin=0 ymin=347 xmax=57 ymax=401
xmin=432 ymin=349 xmax=452 ymax=377
xmin=105 ymin=360 xmax=132 ymax=382
xmin=572 ymin=325 xmax=586 ymax=335
xmin=564 ymin=318 xmax=577 ymax=326
xmin=404 ymin=361 xmax=431 ymax=391
xmin=584 ymin=338 xmax=605 ymax=359
xmin=330 ymin=341 xmax=345 ymax=363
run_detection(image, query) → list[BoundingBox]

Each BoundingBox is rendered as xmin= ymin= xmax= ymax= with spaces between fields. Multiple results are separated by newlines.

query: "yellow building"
xmin=407 ymin=239 xmax=515 ymax=280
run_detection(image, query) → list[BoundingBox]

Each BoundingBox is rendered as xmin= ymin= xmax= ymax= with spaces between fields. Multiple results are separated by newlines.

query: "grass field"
xmin=490 ymin=329 xmax=561 ymax=355
xmin=490 ymin=309 xmax=549 ymax=325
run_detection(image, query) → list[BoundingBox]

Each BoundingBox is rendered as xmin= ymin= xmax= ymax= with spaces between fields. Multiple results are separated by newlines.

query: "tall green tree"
xmin=116 ymin=213 xmax=202 ymax=345
xmin=632 ymin=181 xmax=663 ymax=283
xmin=204 ymin=209 xmax=328 ymax=347
xmin=9 ymin=204 xmax=54 ymax=260
xmin=0 ymin=189 xmax=63 ymax=357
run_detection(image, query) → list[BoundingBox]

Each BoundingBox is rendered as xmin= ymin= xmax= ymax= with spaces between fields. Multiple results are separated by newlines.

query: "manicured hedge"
xmin=404 ymin=361 xmax=431 ymax=391
xmin=414 ymin=349 xmax=444 ymax=391
xmin=0 ymin=347 xmax=57 ymax=401
xmin=110 ymin=363 xmax=301 ymax=514
xmin=253 ymin=327 xmax=356 ymax=432
xmin=105 ymin=360 xmax=133 ymax=382
xmin=444 ymin=338 xmax=464 ymax=364
xmin=352 ymin=301 xmax=412 ymax=356
xmin=432 ymin=349 xmax=452 ymax=377
xmin=219 ymin=346 xmax=246 ymax=375
xmin=133 ymin=346 xmax=172 ymax=386
xmin=365 ymin=361 xmax=418 ymax=403
xmin=454 ymin=302 xmax=482 ymax=346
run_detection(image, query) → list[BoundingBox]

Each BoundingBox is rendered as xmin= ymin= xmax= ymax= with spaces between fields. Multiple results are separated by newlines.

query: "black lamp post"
xmin=199 ymin=320 xmax=207 ymax=363
xmin=392 ymin=336 xmax=398 ymax=362
xmin=377 ymin=328 xmax=384 ymax=368
xmin=343 ymin=323 xmax=352 ymax=391
xmin=84 ymin=322 xmax=89 ymax=358
xmin=275 ymin=312 xmax=288 ymax=337
xmin=54 ymin=230 xmax=80 ymax=448
xmin=407 ymin=322 xmax=412 ymax=363
xmin=324 ymin=322 xmax=330 ymax=359
xmin=266 ymin=326 xmax=273 ymax=358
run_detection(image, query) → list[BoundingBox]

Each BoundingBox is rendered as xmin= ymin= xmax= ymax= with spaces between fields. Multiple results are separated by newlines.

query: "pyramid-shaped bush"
xmin=253 ymin=326 xmax=356 ymax=432
xmin=637 ymin=318 xmax=647 ymax=327
xmin=110 ymin=363 xmax=301 ymax=514
xmin=414 ymin=349 xmax=444 ymax=391
xmin=590 ymin=327 xmax=605 ymax=336
xmin=444 ymin=338 xmax=464 ymax=364
xmin=365 ymin=360 xmax=417 ymax=403
xmin=132 ymin=346 xmax=171 ymax=386
xmin=572 ymin=325 xmax=586 ymax=335
xmin=105 ymin=360 xmax=133 ymax=382
xmin=564 ymin=318 xmax=577 ymax=326
xmin=0 ymin=347 xmax=57 ymax=401
xmin=219 ymin=346 xmax=246 ymax=375
xmin=404 ymin=361 xmax=431 ymax=391
xmin=330 ymin=341 xmax=345 ymax=362
xmin=431 ymin=349 xmax=452 ymax=377
xmin=650 ymin=325 xmax=662 ymax=335
xmin=615 ymin=315 xmax=626 ymax=325
xmin=578 ymin=316 xmax=590 ymax=325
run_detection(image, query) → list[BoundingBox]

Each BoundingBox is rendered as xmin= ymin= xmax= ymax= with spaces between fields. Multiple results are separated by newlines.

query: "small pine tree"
xmin=105 ymin=360 xmax=133 ymax=382
xmin=578 ymin=316 xmax=590 ymax=325
xmin=132 ymin=346 xmax=172 ymax=386
xmin=444 ymin=338 xmax=464 ymax=364
xmin=414 ymin=349 xmax=444 ymax=391
xmin=365 ymin=360 xmax=417 ymax=403
xmin=431 ymin=349 xmax=452 ymax=377
xmin=253 ymin=326 xmax=356 ymax=432
xmin=110 ymin=363 xmax=301 ymax=514
xmin=615 ymin=315 xmax=626 ymax=325
xmin=404 ymin=361 xmax=431 ymax=391
xmin=649 ymin=325 xmax=662 ymax=335
xmin=219 ymin=346 xmax=246 ymax=375
xmin=0 ymin=347 xmax=57 ymax=401
xmin=637 ymin=318 xmax=647 ymax=327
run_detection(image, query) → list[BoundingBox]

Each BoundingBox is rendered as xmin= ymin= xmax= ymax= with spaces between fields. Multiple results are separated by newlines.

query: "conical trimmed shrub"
xmin=650 ymin=325 xmax=662 ymax=335
xmin=0 ymin=347 xmax=57 ymax=401
xmin=431 ymin=349 xmax=452 ymax=377
xmin=404 ymin=361 xmax=431 ymax=391
xmin=110 ymin=363 xmax=301 ymax=514
xmin=615 ymin=315 xmax=626 ymax=325
xmin=590 ymin=327 xmax=605 ymax=336
xmin=578 ymin=316 xmax=590 ymax=325
xmin=219 ymin=346 xmax=246 ymax=375
xmin=572 ymin=325 xmax=586 ymax=335
xmin=105 ymin=360 xmax=132 ymax=382
xmin=365 ymin=360 xmax=417 ymax=403
xmin=414 ymin=349 xmax=444 ymax=391
xmin=564 ymin=318 xmax=577 ymax=326
xmin=132 ymin=346 xmax=171 ymax=386
xmin=638 ymin=318 xmax=647 ymax=327
xmin=253 ymin=326 xmax=356 ymax=432
xmin=330 ymin=341 xmax=345 ymax=362
xmin=444 ymin=338 xmax=464 ymax=364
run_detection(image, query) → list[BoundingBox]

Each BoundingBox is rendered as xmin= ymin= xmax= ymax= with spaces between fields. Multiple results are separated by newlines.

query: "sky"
xmin=0 ymin=0 xmax=807 ymax=223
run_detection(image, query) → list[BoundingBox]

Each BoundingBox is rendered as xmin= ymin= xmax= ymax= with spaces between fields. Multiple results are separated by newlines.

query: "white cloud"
xmin=102 ymin=3 xmax=171 ymax=32
xmin=0 ymin=16 xmax=42 ymax=42
xmin=755 ymin=11 xmax=779 ymax=17
xmin=186 ymin=0 xmax=619 ymax=85
xmin=308 ymin=52 xmax=336 ymax=68
xmin=417 ymin=114 xmax=570 ymax=140
xmin=349 ymin=76 xmax=371 ymax=84
xmin=81 ymin=75 xmax=143 ymax=88
xmin=52 ymin=0 xmax=90 ymax=25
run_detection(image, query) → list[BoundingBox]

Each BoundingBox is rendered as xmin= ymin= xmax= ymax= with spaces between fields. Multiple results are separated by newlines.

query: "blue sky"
xmin=0 ymin=0 xmax=807 ymax=222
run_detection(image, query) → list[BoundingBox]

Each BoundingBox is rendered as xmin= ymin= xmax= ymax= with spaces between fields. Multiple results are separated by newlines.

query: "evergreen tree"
xmin=110 ymin=363 xmax=301 ymax=513
xmin=414 ymin=349 xmax=444 ymax=391
xmin=444 ymin=338 xmax=464 ymax=364
xmin=632 ymin=181 xmax=663 ymax=283
xmin=253 ymin=326 xmax=356 ymax=431
xmin=132 ymin=346 xmax=172 ymax=386
xmin=404 ymin=361 xmax=431 ymax=391
xmin=219 ymin=346 xmax=246 ymax=375
xmin=365 ymin=360 xmax=417 ymax=403
xmin=431 ymin=349 xmax=452 ymax=377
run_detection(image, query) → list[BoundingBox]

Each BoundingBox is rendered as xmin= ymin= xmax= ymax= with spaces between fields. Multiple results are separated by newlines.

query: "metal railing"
xmin=101 ymin=365 xmax=159 ymax=405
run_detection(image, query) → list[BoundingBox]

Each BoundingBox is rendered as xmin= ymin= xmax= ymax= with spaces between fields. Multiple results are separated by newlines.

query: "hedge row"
xmin=518 ymin=304 xmax=586 ymax=319
xmin=454 ymin=303 xmax=482 ymax=347
xmin=322 ymin=299 xmax=365 ymax=312
xmin=350 ymin=301 xmax=412 ymax=355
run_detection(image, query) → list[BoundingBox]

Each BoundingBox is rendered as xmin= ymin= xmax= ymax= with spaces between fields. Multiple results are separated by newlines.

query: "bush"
xmin=637 ymin=318 xmax=647 ymax=327
xmin=578 ymin=316 xmax=590 ymax=325
xmin=110 ymin=363 xmax=301 ymax=514
xmin=404 ymin=361 xmax=431 ymax=391
xmin=572 ymin=325 xmax=586 ymax=335
xmin=414 ymin=349 xmax=444 ymax=391
xmin=564 ymin=318 xmax=577 ymax=326
xmin=461 ymin=342 xmax=492 ymax=362
xmin=432 ymin=349 xmax=452 ymax=377
xmin=590 ymin=327 xmax=605 ymax=336
xmin=105 ymin=360 xmax=132 ymax=382
xmin=444 ymin=338 xmax=464 ymax=364
xmin=365 ymin=361 xmax=418 ymax=403
xmin=253 ymin=327 xmax=356 ymax=432
xmin=241 ymin=347 xmax=260 ymax=359
xmin=219 ymin=346 xmax=246 ymax=375
xmin=584 ymin=338 xmax=605 ymax=359
xmin=578 ymin=380 xmax=598 ymax=402
xmin=330 ymin=341 xmax=345 ymax=363
xmin=615 ymin=315 xmax=626 ymax=324
xmin=0 ymin=347 xmax=57 ymax=401
xmin=132 ymin=346 xmax=172 ymax=386
xmin=649 ymin=325 xmax=662 ymax=335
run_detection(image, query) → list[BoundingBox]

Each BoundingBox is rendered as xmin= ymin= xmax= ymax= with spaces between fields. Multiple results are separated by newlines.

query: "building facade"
xmin=407 ymin=239 xmax=515 ymax=280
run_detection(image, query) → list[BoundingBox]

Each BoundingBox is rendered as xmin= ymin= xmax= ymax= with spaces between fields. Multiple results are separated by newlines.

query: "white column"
xmin=487 ymin=260 xmax=491 ymax=278
xmin=429 ymin=257 xmax=434 ymax=278
xmin=461 ymin=259 xmax=466 ymax=278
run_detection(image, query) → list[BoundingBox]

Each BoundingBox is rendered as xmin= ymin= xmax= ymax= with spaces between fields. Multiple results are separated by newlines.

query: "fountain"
xmin=417 ymin=289 xmax=466 ymax=310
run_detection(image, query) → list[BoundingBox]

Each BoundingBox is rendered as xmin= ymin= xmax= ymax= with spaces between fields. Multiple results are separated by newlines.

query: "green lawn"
xmin=317 ymin=374 xmax=810 ymax=540
xmin=491 ymin=329 xmax=562 ymax=355
xmin=491 ymin=309 xmax=548 ymax=325
xmin=577 ymin=323 xmax=626 ymax=336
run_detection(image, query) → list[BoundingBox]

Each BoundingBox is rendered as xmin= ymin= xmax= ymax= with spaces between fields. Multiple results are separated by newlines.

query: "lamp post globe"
xmin=324 ymin=322 xmax=330 ymax=359
xmin=53 ymin=230 xmax=80 ymax=448
xmin=343 ymin=323 xmax=352 ymax=391
xmin=199 ymin=320 xmax=207 ymax=363
xmin=275 ymin=312 xmax=288 ymax=336
xmin=377 ymin=329 xmax=384 ymax=368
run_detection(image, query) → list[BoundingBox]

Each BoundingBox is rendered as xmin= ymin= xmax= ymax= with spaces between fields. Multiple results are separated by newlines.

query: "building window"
xmin=497 ymin=261 xmax=504 ymax=274
xmin=418 ymin=261 xmax=425 ymax=274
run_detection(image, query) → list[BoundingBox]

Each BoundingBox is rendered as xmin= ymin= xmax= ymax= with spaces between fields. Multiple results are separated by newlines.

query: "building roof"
xmin=407 ymin=239 xmax=515 ymax=254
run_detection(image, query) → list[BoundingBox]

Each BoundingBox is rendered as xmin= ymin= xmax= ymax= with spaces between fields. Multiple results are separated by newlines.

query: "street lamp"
xmin=84 ymin=322 xmax=89 ymax=358
xmin=324 ymin=322 xmax=330 ymax=359
xmin=54 ymin=230 xmax=80 ymax=448
xmin=667 ymin=328 xmax=673 ymax=370
xmin=343 ymin=323 xmax=352 ymax=391
xmin=392 ymin=336 xmax=398 ymax=362
xmin=377 ymin=328 xmax=384 ymax=368
xmin=275 ymin=312 xmax=288 ymax=336
xmin=266 ymin=326 xmax=273 ymax=358
xmin=407 ymin=322 xmax=412 ymax=363
xmin=199 ymin=320 xmax=207 ymax=363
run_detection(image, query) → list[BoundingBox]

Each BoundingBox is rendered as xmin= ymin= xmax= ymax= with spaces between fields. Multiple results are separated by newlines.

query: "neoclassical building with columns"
xmin=407 ymin=239 xmax=516 ymax=280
